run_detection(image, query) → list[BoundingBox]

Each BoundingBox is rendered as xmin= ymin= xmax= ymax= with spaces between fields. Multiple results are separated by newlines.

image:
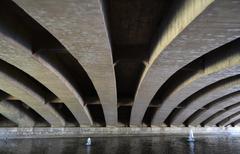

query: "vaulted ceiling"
xmin=0 ymin=0 xmax=239 ymax=128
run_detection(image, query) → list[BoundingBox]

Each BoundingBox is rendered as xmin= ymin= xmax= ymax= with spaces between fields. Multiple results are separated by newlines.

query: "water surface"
xmin=0 ymin=135 xmax=240 ymax=154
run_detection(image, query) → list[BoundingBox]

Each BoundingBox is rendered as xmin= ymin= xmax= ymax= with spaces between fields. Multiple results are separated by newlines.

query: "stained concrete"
xmin=0 ymin=100 xmax=35 ymax=127
xmin=0 ymin=27 xmax=93 ymax=126
xmin=13 ymin=0 xmax=118 ymax=126
xmin=0 ymin=127 xmax=239 ymax=138
xmin=0 ymin=62 xmax=65 ymax=127
xmin=190 ymin=92 xmax=240 ymax=126
xmin=171 ymin=75 xmax=240 ymax=125
xmin=130 ymin=0 xmax=240 ymax=126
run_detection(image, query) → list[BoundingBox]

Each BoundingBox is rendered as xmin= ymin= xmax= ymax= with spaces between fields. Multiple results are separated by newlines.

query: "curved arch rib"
xmin=130 ymin=0 xmax=240 ymax=125
xmin=218 ymin=111 xmax=240 ymax=127
xmin=203 ymin=104 xmax=240 ymax=126
xmin=0 ymin=100 xmax=35 ymax=127
xmin=189 ymin=91 xmax=240 ymax=126
xmin=13 ymin=0 xmax=118 ymax=126
xmin=229 ymin=119 xmax=240 ymax=127
xmin=168 ymin=74 xmax=240 ymax=126
xmin=0 ymin=62 xmax=65 ymax=127
xmin=151 ymin=43 xmax=240 ymax=125
xmin=0 ymin=28 xmax=92 ymax=126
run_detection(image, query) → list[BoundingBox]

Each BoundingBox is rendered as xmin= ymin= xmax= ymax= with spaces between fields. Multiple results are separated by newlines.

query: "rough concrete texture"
xmin=0 ymin=64 xmax=65 ymax=127
xmin=152 ymin=56 xmax=240 ymax=125
xmin=190 ymin=92 xmax=240 ymax=126
xmin=0 ymin=0 xmax=237 ymax=131
xmin=13 ymin=0 xmax=118 ymax=126
xmin=0 ymin=28 xmax=93 ymax=126
xmin=171 ymin=75 xmax=240 ymax=125
xmin=0 ymin=127 xmax=240 ymax=138
xmin=130 ymin=0 xmax=240 ymax=125
xmin=207 ymin=106 xmax=240 ymax=126
xmin=0 ymin=100 xmax=35 ymax=127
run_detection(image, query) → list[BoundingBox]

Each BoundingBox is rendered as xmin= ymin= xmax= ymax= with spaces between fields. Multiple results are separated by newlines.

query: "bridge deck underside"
xmin=0 ymin=0 xmax=238 ymax=128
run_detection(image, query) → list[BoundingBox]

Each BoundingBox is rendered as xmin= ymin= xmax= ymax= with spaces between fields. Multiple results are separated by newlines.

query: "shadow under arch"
xmin=0 ymin=0 xmax=105 ymax=125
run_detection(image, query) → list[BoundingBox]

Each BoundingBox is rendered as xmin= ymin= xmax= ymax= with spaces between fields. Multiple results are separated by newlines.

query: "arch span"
xmin=130 ymin=0 xmax=240 ymax=126
xmin=13 ymin=0 xmax=118 ymax=126
xmin=188 ymin=91 xmax=240 ymax=126
xmin=0 ymin=60 xmax=65 ymax=127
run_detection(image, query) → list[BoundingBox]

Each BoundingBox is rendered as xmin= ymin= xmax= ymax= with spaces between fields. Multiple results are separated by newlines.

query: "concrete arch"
xmin=0 ymin=28 xmax=93 ymax=126
xmin=0 ymin=100 xmax=35 ymax=127
xmin=217 ymin=111 xmax=240 ymax=127
xmin=130 ymin=0 xmax=240 ymax=126
xmin=0 ymin=61 xmax=65 ymax=127
xmin=228 ymin=119 xmax=240 ymax=127
xmin=189 ymin=91 xmax=240 ymax=126
xmin=167 ymin=74 xmax=240 ymax=126
xmin=203 ymin=105 xmax=240 ymax=126
xmin=13 ymin=0 xmax=118 ymax=126
xmin=151 ymin=42 xmax=240 ymax=125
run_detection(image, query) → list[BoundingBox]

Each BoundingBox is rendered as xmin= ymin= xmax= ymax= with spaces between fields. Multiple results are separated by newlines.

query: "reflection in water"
xmin=189 ymin=141 xmax=195 ymax=154
xmin=0 ymin=135 xmax=240 ymax=154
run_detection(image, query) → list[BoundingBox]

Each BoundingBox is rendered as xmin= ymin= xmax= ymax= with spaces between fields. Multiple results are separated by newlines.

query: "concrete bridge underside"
xmin=0 ymin=0 xmax=239 ymax=129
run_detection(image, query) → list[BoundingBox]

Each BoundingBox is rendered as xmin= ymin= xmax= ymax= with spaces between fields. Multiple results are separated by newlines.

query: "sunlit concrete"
xmin=130 ymin=0 xmax=240 ymax=126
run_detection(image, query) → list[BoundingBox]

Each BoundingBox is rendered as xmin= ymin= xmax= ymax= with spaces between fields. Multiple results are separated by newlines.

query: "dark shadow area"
xmin=0 ymin=114 xmax=17 ymax=127
xmin=50 ymin=103 xmax=79 ymax=126
xmin=87 ymin=104 xmax=106 ymax=126
xmin=142 ymin=107 xmax=158 ymax=126
xmin=118 ymin=106 xmax=131 ymax=126
xmin=115 ymin=60 xmax=145 ymax=103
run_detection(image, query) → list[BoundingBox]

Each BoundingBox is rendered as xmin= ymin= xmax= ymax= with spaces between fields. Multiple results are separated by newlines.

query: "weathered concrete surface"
xmin=0 ymin=127 xmax=239 ymax=138
xmin=206 ymin=106 xmax=240 ymax=126
xmin=171 ymin=75 xmax=240 ymax=125
xmin=151 ymin=44 xmax=240 ymax=125
xmin=0 ymin=29 xmax=93 ymax=126
xmin=13 ymin=0 xmax=118 ymax=126
xmin=130 ymin=0 xmax=240 ymax=126
xmin=190 ymin=92 xmax=240 ymax=126
xmin=0 ymin=63 xmax=65 ymax=127
xmin=0 ymin=100 xmax=35 ymax=127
